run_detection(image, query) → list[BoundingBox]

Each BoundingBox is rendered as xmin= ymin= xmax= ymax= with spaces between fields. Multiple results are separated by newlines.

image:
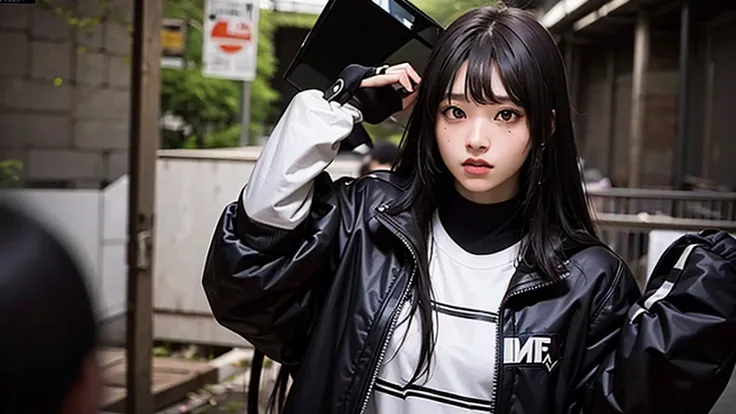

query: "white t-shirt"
xmin=366 ymin=212 xmax=519 ymax=413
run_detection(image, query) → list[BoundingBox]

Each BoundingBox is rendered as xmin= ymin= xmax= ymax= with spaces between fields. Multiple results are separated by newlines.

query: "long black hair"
xmin=391 ymin=5 xmax=600 ymax=385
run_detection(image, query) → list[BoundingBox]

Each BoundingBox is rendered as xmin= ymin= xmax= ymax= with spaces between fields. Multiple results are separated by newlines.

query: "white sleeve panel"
xmin=242 ymin=89 xmax=363 ymax=230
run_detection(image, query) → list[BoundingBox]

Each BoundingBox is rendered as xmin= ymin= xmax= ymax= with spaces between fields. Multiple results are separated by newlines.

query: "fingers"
xmin=401 ymin=91 xmax=419 ymax=111
xmin=359 ymin=73 xmax=413 ymax=94
xmin=360 ymin=73 xmax=401 ymax=89
xmin=359 ymin=62 xmax=422 ymax=92
xmin=396 ymin=71 xmax=414 ymax=93
xmin=358 ymin=62 xmax=422 ymax=112
xmin=387 ymin=63 xmax=421 ymax=86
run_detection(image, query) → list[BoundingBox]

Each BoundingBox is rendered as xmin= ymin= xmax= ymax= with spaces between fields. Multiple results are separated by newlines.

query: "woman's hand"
xmin=360 ymin=62 xmax=422 ymax=111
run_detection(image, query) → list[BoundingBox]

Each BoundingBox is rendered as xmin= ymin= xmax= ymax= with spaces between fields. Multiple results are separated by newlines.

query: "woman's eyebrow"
xmin=443 ymin=93 xmax=469 ymax=102
xmin=442 ymin=92 xmax=514 ymax=104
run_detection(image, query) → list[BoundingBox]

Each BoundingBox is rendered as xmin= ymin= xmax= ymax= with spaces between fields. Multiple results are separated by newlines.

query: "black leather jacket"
xmin=202 ymin=166 xmax=736 ymax=414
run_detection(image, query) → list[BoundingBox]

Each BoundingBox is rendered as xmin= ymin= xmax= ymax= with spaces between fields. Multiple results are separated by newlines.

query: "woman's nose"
xmin=465 ymin=120 xmax=490 ymax=152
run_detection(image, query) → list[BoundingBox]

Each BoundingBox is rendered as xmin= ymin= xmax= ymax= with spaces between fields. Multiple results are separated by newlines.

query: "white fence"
xmin=151 ymin=148 xmax=356 ymax=346
xmin=1 ymin=179 xmax=128 ymax=322
xmin=1 ymin=147 xmax=361 ymax=347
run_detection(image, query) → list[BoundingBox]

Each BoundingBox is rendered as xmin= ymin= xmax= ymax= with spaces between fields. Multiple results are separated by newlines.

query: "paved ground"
xmin=156 ymin=364 xmax=278 ymax=414
xmin=149 ymin=361 xmax=736 ymax=413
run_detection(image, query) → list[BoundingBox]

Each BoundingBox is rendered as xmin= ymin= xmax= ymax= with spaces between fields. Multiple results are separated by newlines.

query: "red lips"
xmin=462 ymin=158 xmax=493 ymax=175
xmin=462 ymin=158 xmax=491 ymax=167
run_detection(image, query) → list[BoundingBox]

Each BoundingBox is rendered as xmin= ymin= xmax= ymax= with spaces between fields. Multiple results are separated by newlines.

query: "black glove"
xmin=323 ymin=64 xmax=405 ymax=154
xmin=323 ymin=64 xmax=404 ymax=125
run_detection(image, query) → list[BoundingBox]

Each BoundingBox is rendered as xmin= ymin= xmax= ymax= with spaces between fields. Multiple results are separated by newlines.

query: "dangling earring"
xmin=536 ymin=145 xmax=545 ymax=186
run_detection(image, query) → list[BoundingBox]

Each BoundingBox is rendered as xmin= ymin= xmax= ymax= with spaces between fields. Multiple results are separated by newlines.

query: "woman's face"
xmin=435 ymin=61 xmax=531 ymax=204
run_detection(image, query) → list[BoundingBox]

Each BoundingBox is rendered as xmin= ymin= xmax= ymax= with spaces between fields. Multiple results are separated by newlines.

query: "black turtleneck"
xmin=437 ymin=188 xmax=523 ymax=255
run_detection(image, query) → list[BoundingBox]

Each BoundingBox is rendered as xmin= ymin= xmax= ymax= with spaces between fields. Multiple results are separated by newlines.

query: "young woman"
xmin=203 ymin=5 xmax=735 ymax=414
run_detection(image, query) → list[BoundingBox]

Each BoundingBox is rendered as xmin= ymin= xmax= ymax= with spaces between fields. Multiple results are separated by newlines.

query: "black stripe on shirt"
xmin=375 ymin=378 xmax=492 ymax=412
xmin=431 ymin=301 xmax=499 ymax=324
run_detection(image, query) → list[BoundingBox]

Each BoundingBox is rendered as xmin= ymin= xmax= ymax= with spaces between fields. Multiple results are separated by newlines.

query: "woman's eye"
xmin=496 ymin=109 xmax=518 ymax=122
xmin=443 ymin=106 xmax=466 ymax=120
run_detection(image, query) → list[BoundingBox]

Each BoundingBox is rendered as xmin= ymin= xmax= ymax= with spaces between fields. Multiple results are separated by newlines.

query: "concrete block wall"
xmin=0 ymin=0 xmax=132 ymax=189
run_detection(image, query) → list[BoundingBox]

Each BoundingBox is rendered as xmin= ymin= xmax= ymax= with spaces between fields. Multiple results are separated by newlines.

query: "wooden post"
xmin=629 ymin=10 xmax=650 ymax=188
xmin=673 ymin=1 xmax=691 ymax=190
xmin=604 ymin=46 xmax=617 ymax=178
xmin=126 ymin=0 xmax=162 ymax=410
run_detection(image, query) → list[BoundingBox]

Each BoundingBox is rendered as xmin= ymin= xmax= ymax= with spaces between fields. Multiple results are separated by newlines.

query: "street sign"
xmin=161 ymin=18 xmax=187 ymax=69
xmin=202 ymin=0 xmax=259 ymax=81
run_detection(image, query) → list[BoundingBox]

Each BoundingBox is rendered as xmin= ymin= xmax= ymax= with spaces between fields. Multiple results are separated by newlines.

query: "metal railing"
xmin=586 ymin=188 xmax=736 ymax=287
xmin=587 ymin=187 xmax=736 ymax=221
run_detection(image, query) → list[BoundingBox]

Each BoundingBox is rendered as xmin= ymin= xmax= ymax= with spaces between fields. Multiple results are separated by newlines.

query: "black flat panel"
xmin=284 ymin=0 xmax=444 ymax=96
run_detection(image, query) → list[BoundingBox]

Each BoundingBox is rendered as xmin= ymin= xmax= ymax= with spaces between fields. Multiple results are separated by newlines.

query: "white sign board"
xmin=202 ymin=0 xmax=259 ymax=81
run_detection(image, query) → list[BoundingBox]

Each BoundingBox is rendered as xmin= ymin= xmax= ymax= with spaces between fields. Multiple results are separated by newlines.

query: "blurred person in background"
xmin=359 ymin=140 xmax=400 ymax=175
xmin=0 ymin=202 xmax=101 ymax=414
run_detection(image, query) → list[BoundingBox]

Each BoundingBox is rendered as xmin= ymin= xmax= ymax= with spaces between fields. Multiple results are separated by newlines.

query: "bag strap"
xmin=629 ymin=243 xmax=702 ymax=323
xmin=247 ymin=349 xmax=265 ymax=413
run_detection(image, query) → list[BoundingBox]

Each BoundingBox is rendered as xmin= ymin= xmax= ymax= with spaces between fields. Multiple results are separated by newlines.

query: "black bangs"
xmin=450 ymin=31 xmax=526 ymax=108
xmin=428 ymin=12 xmax=538 ymax=119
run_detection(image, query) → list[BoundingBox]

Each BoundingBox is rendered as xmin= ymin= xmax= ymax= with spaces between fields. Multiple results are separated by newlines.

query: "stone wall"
xmin=0 ymin=0 xmax=132 ymax=189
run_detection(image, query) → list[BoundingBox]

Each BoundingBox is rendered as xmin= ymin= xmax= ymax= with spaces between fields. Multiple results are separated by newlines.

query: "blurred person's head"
xmin=0 ymin=203 xmax=100 ymax=414
xmin=360 ymin=140 xmax=400 ymax=175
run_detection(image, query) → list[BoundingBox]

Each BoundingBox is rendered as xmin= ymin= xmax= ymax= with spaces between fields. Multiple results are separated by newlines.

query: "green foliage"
xmin=161 ymin=69 xmax=242 ymax=147
xmin=267 ymin=10 xmax=317 ymax=28
xmin=41 ymin=0 xmax=299 ymax=149
xmin=181 ymin=123 xmax=242 ymax=149
xmin=153 ymin=344 xmax=173 ymax=357
xmin=38 ymin=0 xmax=128 ymax=31
xmin=162 ymin=0 xmax=247 ymax=147
xmin=362 ymin=122 xmax=402 ymax=143
xmin=0 ymin=160 xmax=23 ymax=187
xmin=161 ymin=0 xmax=314 ymax=148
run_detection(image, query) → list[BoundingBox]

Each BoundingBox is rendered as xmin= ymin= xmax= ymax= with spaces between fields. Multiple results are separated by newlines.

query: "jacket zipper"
xmin=490 ymin=268 xmax=571 ymax=413
xmin=356 ymin=205 xmax=418 ymax=414
xmin=361 ymin=204 xmax=572 ymax=414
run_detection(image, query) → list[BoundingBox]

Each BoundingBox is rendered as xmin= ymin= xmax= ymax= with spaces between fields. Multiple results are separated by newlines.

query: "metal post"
xmin=126 ymin=0 xmax=161 ymax=409
xmin=673 ymin=1 xmax=691 ymax=190
xmin=240 ymin=81 xmax=252 ymax=146
xmin=629 ymin=10 xmax=650 ymax=188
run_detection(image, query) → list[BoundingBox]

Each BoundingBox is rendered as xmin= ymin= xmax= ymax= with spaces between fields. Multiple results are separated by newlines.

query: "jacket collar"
xmin=503 ymin=263 xmax=571 ymax=303
xmin=377 ymin=201 xmax=577 ymax=301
